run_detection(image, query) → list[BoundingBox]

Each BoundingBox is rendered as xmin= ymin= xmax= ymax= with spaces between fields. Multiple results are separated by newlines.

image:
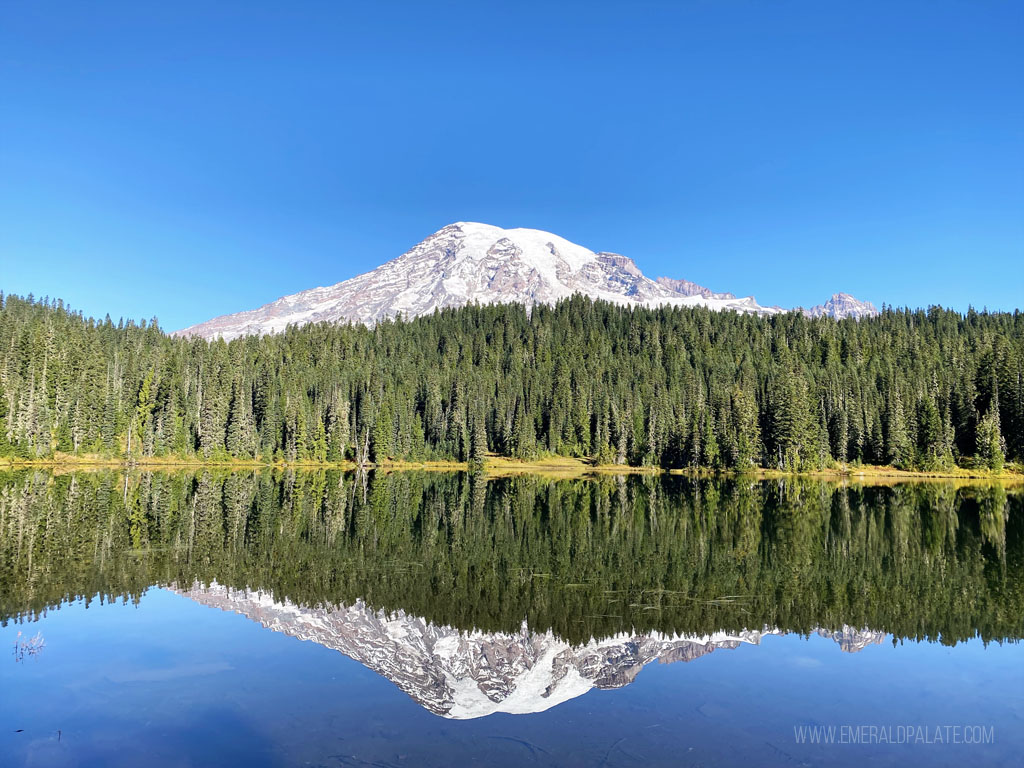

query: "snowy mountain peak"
xmin=174 ymin=223 xmax=877 ymax=340
xmin=452 ymin=222 xmax=601 ymax=273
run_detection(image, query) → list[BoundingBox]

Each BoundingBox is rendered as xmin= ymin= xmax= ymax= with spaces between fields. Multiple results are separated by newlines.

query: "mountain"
xmin=803 ymin=293 xmax=879 ymax=320
xmin=174 ymin=222 xmax=774 ymax=340
xmin=176 ymin=583 xmax=887 ymax=719
xmin=173 ymin=223 xmax=874 ymax=340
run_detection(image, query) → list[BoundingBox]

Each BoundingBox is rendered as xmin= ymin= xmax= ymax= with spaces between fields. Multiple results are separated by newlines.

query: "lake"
xmin=2 ymin=470 xmax=1022 ymax=766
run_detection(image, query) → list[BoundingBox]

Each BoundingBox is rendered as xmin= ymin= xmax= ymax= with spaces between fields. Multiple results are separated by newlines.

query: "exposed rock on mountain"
xmin=654 ymin=275 xmax=735 ymax=300
xmin=177 ymin=583 xmax=887 ymax=719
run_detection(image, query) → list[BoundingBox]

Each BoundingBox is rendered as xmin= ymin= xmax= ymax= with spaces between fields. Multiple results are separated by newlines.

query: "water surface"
xmin=2 ymin=471 xmax=1022 ymax=766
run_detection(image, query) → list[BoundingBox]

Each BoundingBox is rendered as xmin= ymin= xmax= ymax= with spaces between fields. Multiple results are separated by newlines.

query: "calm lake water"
xmin=2 ymin=470 xmax=1022 ymax=767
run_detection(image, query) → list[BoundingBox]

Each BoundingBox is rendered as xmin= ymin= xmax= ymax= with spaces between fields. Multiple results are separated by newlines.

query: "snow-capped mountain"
xmin=176 ymin=583 xmax=887 ymax=719
xmin=174 ymin=223 xmax=875 ymax=340
xmin=803 ymin=293 xmax=879 ymax=320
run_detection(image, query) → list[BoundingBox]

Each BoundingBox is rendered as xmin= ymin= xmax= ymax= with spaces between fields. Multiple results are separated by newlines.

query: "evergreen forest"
xmin=0 ymin=292 xmax=1021 ymax=471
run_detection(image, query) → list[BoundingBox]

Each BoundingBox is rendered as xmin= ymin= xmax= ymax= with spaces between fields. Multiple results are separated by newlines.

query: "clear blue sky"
xmin=1 ymin=1 xmax=1021 ymax=330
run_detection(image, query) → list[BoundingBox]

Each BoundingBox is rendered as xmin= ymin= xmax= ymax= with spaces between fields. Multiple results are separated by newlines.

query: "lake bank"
xmin=1 ymin=452 xmax=1021 ymax=483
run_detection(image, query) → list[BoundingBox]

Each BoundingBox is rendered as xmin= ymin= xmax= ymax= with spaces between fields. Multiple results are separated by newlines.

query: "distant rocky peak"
xmin=804 ymin=292 xmax=879 ymax=320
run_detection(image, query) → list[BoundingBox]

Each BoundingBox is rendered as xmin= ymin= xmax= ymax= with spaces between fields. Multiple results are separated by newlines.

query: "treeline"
xmin=0 ymin=292 xmax=1021 ymax=470
xmin=2 ymin=470 xmax=1021 ymax=644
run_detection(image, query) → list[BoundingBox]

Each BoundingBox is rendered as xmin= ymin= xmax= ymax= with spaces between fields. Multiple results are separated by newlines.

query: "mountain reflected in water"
xmin=178 ymin=581 xmax=886 ymax=718
xmin=2 ymin=469 xmax=1022 ymax=720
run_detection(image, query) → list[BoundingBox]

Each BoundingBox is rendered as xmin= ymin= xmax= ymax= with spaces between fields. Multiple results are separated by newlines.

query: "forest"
xmin=0 ymin=292 xmax=1021 ymax=471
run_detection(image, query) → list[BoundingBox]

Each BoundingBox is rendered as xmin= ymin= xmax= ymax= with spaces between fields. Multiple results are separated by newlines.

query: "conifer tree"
xmin=977 ymin=408 xmax=1005 ymax=472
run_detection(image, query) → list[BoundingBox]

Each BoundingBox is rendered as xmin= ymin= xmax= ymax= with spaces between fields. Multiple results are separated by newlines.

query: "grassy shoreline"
xmin=0 ymin=452 xmax=1020 ymax=483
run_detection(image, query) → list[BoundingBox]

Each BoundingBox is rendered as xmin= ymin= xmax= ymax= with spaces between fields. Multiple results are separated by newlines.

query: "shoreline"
xmin=0 ymin=453 xmax=1020 ymax=483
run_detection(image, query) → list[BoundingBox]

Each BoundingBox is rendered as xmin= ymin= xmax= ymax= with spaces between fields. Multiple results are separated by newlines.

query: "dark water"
xmin=2 ymin=471 xmax=1022 ymax=767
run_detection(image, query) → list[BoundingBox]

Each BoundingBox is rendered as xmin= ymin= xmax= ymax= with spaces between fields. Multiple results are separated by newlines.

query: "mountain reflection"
xmin=178 ymin=581 xmax=886 ymax=718
xmin=2 ymin=470 xmax=1022 ymax=653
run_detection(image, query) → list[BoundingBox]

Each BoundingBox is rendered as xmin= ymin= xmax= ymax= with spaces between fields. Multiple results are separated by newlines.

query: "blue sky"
xmin=1 ymin=1 xmax=1021 ymax=330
